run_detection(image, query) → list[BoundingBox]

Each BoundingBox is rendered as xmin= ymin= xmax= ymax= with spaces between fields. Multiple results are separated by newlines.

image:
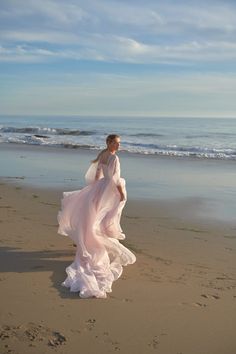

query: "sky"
xmin=0 ymin=0 xmax=236 ymax=118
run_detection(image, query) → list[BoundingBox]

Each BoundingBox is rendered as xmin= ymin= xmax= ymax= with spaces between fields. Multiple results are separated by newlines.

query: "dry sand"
xmin=0 ymin=181 xmax=236 ymax=354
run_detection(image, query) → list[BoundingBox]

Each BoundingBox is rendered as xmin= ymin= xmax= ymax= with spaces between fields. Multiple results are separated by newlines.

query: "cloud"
xmin=1 ymin=1 xmax=236 ymax=117
xmin=0 ymin=0 xmax=89 ymax=26
xmin=0 ymin=44 xmax=59 ymax=62
xmin=0 ymin=30 xmax=79 ymax=44
xmin=1 ymin=35 xmax=236 ymax=64
xmin=1 ymin=1 xmax=236 ymax=34
xmin=0 ymin=0 xmax=236 ymax=65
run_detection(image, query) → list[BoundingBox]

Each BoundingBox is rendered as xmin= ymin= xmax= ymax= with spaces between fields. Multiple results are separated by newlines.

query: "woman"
xmin=57 ymin=134 xmax=136 ymax=298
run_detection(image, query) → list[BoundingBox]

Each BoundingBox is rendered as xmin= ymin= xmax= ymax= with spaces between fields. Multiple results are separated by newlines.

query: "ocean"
xmin=0 ymin=115 xmax=236 ymax=224
xmin=0 ymin=115 xmax=236 ymax=160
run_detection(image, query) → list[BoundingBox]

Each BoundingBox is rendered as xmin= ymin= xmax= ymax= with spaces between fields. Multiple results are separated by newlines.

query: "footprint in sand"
xmin=122 ymin=298 xmax=133 ymax=303
xmin=40 ymin=201 xmax=57 ymax=206
xmin=0 ymin=322 xmax=67 ymax=351
xmin=48 ymin=332 xmax=67 ymax=347
xmin=31 ymin=265 xmax=44 ymax=270
xmin=194 ymin=236 xmax=207 ymax=242
xmin=148 ymin=335 xmax=160 ymax=349
xmin=85 ymin=319 xmax=96 ymax=331
xmin=201 ymin=294 xmax=220 ymax=300
xmin=194 ymin=302 xmax=207 ymax=307
xmin=70 ymin=329 xmax=80 ymax=334
xmin=109 ymin=296 xmax=133 ymax=303
xmin=102 ymin=332 xmax=120 ymax=351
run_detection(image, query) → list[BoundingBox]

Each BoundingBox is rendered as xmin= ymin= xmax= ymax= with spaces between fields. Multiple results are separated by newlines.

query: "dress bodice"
xmin=85 ymin=154 xmax=121 ymax=186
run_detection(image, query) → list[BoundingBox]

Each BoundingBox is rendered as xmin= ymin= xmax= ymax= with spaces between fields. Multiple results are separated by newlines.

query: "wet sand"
xmin=1 ymin=142 xmax=236 ymax=225
xmin=0 ymin=181 xmax=236 ymax=354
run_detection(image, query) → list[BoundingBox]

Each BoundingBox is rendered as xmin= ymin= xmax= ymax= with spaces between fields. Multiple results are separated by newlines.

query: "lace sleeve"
xmin=85 ymin=162 xmax=98 ymax=184
xmin=108 ymin=155 xmax=121 ymax=186
xmin=85 ymin=161 xmax=105 ymax=184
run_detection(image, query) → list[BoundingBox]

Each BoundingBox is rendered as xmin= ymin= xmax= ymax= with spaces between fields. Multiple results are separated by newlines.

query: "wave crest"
xmin=0 ymin=126 xmax=95 ymax=136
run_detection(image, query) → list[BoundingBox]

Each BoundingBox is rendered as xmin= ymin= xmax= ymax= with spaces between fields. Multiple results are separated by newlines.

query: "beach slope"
xmin=0 ymin=182 xmax=236 ymax=354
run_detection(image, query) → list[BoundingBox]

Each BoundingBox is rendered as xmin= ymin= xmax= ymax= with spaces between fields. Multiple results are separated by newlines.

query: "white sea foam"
xmin=0 ymin=116 xmax=236 ymax=160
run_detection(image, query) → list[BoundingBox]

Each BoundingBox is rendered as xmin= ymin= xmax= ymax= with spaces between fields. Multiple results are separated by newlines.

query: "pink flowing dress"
xmin=57 ymin=153 xmax=136 ymax=298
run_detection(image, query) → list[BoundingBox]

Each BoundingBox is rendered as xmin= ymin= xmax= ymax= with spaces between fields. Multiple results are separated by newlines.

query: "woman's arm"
xmin=117 ymin=184 xmax=125 ymax=201
xmin=109 ymin=155 xmax=125 ymax=201
xmin=95 ymin=166 xmax=101 ymax=180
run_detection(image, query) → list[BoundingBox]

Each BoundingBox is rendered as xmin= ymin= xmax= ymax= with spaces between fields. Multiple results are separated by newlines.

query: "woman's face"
xmin=108 ymin=137 xmax=120 ymax=152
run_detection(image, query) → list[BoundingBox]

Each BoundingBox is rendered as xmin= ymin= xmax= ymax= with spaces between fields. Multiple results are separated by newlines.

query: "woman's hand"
xmin=117 ymin=185 xmax=125 ymax=201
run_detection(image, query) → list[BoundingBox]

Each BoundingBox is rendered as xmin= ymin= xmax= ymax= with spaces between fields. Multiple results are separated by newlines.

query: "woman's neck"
xmin=107 ymin=149 xmax=116 ymax=155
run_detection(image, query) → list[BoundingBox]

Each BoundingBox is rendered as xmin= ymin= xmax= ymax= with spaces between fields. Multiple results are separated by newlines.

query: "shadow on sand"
xmin=0 ymin=246 xmax=83 ymax=300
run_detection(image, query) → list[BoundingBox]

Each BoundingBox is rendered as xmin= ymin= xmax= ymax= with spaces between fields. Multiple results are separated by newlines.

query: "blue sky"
xmin=0 ymin=0 xmax=236 ymax=117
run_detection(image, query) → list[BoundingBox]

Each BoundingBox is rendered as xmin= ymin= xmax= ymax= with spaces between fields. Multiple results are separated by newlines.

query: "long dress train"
xmin=57 ymin=153 xmax=136 ymax=298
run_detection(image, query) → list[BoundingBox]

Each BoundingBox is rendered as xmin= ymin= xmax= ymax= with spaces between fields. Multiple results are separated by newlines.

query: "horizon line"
xmin=0 ymin=114 xmax=236 ymax=120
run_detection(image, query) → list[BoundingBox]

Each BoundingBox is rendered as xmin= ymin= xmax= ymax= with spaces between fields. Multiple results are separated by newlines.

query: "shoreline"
xmin=1 ymin=141 xmax=236 ymax=225
xmin=1 ymin=141 xmax=236 ymax=162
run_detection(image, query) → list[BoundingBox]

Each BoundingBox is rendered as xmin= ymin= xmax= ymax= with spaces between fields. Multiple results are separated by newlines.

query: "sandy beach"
xmin=0 ymin=178 xmax=236 ymax=354
xmin=2 ymin=0 xmax=236 ymax=350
